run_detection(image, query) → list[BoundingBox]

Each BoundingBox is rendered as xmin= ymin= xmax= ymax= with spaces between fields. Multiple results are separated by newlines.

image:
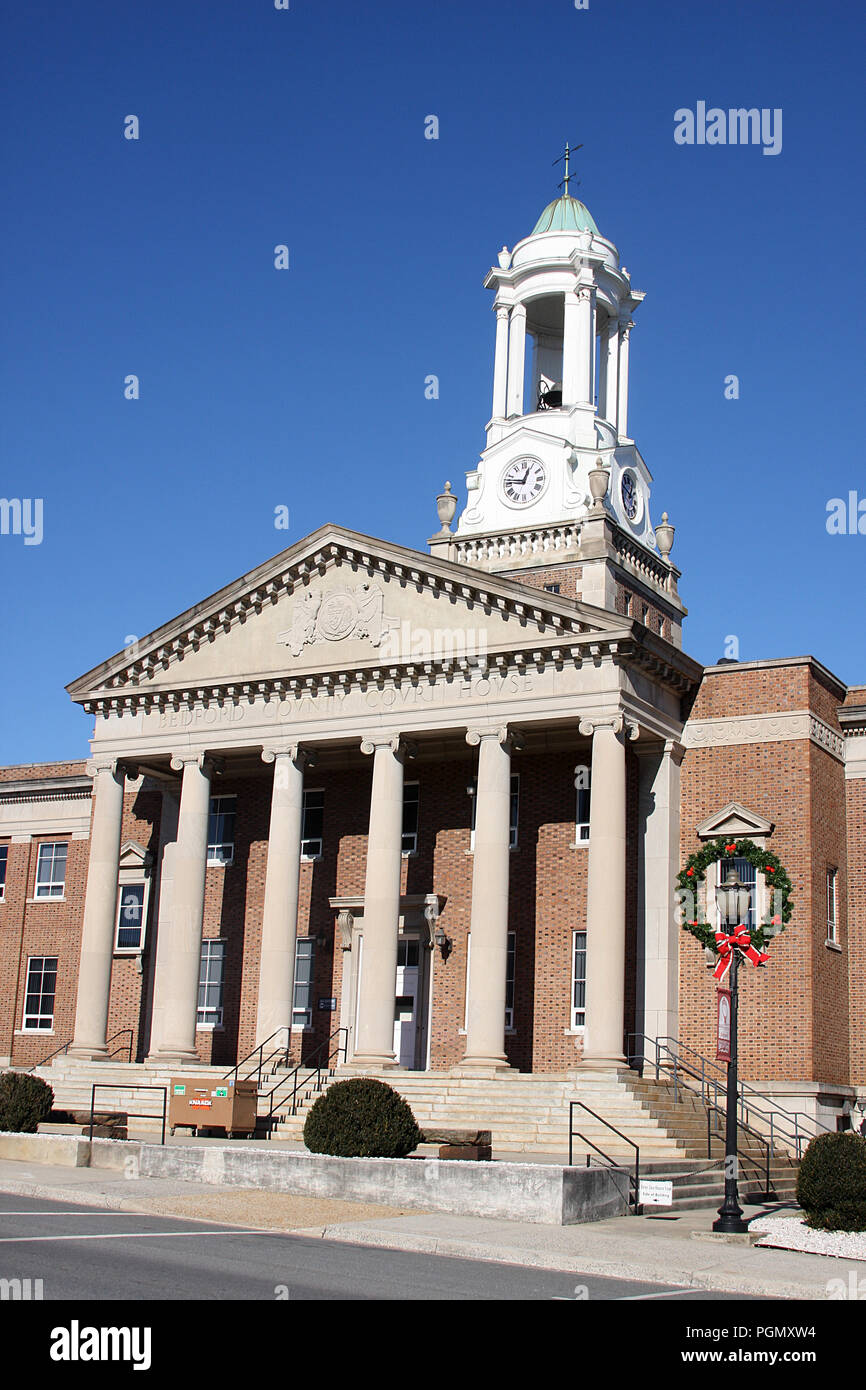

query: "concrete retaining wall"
xmin=0 ymin=1133 xmax=628 ymax=1224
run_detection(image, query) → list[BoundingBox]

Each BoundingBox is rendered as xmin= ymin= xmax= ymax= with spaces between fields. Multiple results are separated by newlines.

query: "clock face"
xmin=502 ymin=457 xmax=546 ymax=506
xmin=620 ymin=470 xmax=639 ymax=522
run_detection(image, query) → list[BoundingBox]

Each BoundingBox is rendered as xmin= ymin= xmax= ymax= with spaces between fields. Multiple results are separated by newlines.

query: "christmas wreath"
xmin=676 ymin=837 xmax=794 ymax=955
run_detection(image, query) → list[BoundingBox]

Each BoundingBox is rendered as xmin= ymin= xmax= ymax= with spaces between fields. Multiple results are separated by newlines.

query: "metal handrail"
xmin=106 ymin=1029 xmax=134 ymax=1062
xmin=88 ymin=1083 xmax=168 ymax=1145
xmin=703 ymin=1095 xmax=772 ymax=1200
xmin=266 ymin=1028 xmax=348 ymax=1131
xmin=224 ymin=1026 xmax=292 ymax=1087
xmin=626 ymin=1032 xmax=831 ymax=1159
xmin=568 ymin=1101 xmax=640 ymax=1214
xmin=24 ymin=1040 xmax=71 ymax=1073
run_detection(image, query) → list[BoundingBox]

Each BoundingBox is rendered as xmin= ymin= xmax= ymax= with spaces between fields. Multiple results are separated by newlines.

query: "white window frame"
xmin=571 ymin=929 xmax=587 ymax=1030
xmin=115 ymin=883 xmax=147 ymax=953
xmin=827 ymin=868 xmax=839 ymax=945
xmin=196 ymin=939 xmax=226 ymax=1029
xmin=22 ymin=956 xmax=58 ymax=1032
xmin=207 ymin=796 xmax=236 ymax=866
xmin=469 ymin=774 xmax=519 ymax=851
xmin=0 ymin=843 xmax=7 ymax=902
xmin=301 ymin=788 xmax=324 ymax=860
xmin=34 ymin=842 xmax=68 ymax=900
xmin=574 ymin=764 xmax=591 ymax=845
xmin=402 ymin=782 xmax=420 ymax=856
xmin=292 ymin=937 xmax=316 ymax=1030
xmin=463 ymin=932 xmax=517 ymax=1032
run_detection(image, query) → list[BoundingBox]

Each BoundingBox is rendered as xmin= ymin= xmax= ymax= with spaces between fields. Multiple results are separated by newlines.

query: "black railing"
xmin=225 ymin=1026 xmax=292 ymax=1088
xmin=24 ymin=1040 xmax=71 ymax=1073
xmin=568 ymin=1101 xmax=640 ymax=1214
xmin=88 ymin=1084 xmax=167 ymax=1145
xmin=265 ymin=1028 xmax=349 ymax=1133
xmin=106 ymin=1029 xmax=134 ymax=1062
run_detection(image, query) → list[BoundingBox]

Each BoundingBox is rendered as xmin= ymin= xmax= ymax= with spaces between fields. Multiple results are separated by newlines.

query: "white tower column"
xmin=255 ymin=744 xmax=309 ymax=1044
xmin=561 ymin=291 xmax=580 ymax=408
xmin=68 ymin=759 xmax=126 ymax=1060
xmin=506 ymin=303 xmax=526 ymax=417
xmin=617 ymin=320 xmax=633 ymax=438
xmin=603 ymin=316 xmax=620 ymax=427
xmin=579 ymin=715 xmax=638 ymax=1067
xmin=491 ymin=303 xmax=510 ymax=419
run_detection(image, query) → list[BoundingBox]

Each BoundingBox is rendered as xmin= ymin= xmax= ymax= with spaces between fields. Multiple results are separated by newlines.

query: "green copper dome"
xmin=531 ymin=195 xmax=598 ymax=236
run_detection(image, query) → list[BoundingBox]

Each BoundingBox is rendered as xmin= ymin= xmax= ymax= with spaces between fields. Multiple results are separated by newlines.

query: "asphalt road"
xmin=0 ymin=1193 xmax=755 ymax=1301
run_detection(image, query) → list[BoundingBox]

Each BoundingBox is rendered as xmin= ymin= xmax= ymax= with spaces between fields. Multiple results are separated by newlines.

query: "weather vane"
xmin=553 ymin=140 xmax=583 ymax=196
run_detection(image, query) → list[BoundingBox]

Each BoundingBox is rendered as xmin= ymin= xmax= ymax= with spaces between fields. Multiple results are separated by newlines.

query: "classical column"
xmin=68 ymin=759 xmax=126 ymax=1060
xmin=617 ymin=320 xmax=633 ymax=437
xmin=561 ymin=290 xmax=581 ymax=408
xmin=636 ymin=740 xmax=684 ymax=1057
xmin=146 ymin=752 xmax=213 ymax=1063
xmin=506 ymin=303 xmax=526 ymax=417
xmin=491 ymin=302 xmax=510 ymax=419
xmin=461 ymin=725 xmax=517 ymax=1070
xmin=579 ymin=714 xmax=638 ymax=1066
xmin=255 ymin=744 xmax=309 ymax=1045
xmin=351 ymin=734 xmax=410 ymax=1067
xmin=602 ymin=315 xmax=620 ymax=428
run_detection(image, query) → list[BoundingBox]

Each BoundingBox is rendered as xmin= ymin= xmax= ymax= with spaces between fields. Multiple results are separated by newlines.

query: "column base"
xmin=577 ymin=1053 xmax=628 ymax=1070
xmin=344 ymin=1053 xmax=398 ymax=1070
xmin=457 ymin=1056 xmax=512 ymax=1074
xmin=66 ymin=1046 xmax=110 ymax=1062
xmin=144 ymin=1050 xmax=200 ymax=1067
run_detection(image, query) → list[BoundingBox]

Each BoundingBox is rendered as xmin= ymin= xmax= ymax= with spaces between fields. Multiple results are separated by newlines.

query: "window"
xmin=301 ymin=790 xmax=324 ymax=859
xmin=34 ymin=842 xmax=67 ymax=899
xmin=827 ymin=869 xmax=838 ymax=944
xmin=197 ymin=940 xmax=225 ymax=1027
xmin=505 ymin=931 xmax=516 ymax=1029
xmin=402 ymin=783 xmax=420 ymax=854
xmin=543 ymin=583 xmax=560 ymax=594
xmin=207 ymin=797 xmax=236 ymax=865
xmin=572 ymin=931 xmax=587 ymax=1028
xmin=23 ymin=956 xmax=57 ymax=1031
xmin=115 ymin=883 xmax=146 ymax=952
xmin=0 ymin=845 xmax=7 ymax=901
xmin=469 ymin=774 xmax=519 ymax=850
xmin=575 ymin=764 xmax=591 ymax=843
xmin=293 ymin=938 xmax=316 ymax=1029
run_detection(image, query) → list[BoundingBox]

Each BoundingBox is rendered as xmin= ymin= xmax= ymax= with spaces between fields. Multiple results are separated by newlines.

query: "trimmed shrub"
xmin=796 ymin=1131 xmax=866 ymax=1232
xmin=303 ymin=1078 xmax=423 ymax=1159
xmin=0 ymin=1072 xmax=55 ymax=1134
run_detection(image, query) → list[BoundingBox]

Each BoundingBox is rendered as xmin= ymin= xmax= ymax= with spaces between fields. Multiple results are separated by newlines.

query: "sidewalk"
xmin=0 ymin=1156 xmax=848 ymax=1298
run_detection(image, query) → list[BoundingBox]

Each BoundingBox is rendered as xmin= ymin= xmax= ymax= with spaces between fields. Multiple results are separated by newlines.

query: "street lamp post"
xmin=713 ymin=867 xmax=752 ymax=1235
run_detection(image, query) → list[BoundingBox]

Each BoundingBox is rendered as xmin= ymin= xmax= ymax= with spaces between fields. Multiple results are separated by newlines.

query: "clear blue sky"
xmin=2 ymin=0 xmax=864 ymax=763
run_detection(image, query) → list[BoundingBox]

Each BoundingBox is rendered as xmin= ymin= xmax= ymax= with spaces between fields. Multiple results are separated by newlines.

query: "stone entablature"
xmin=0 ymin=775 xmax=93 ymax=842
xmin=683 ymin=710 xmax=846 ymax=761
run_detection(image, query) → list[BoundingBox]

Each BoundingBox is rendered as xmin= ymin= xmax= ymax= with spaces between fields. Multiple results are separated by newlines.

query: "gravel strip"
xmin=123 ymin=1190 xmax=418 ymax=1231
xmin=750 ymin=1215 xmax=866 ymax=1261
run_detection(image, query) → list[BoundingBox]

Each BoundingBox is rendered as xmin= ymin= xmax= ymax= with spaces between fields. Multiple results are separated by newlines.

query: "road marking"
xmin=0 ymin=1229 xmax=268 ymax=1244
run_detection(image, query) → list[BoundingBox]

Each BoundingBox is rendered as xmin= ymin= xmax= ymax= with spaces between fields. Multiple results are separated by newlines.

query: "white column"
xmin=603 ymin=316 xmax=620 ymax=427
xmin=351 ymin=734 xmax=409 ymax=1067
xmin=255 ymin=744 xmax=308 ymax=1045
xmin=617 ymin=320 xmax=633 ymax=437
xmin=579 ymin=715 xmax=638 ymax=1066
xmin=68 ymin=759 xmax=126 ymax=1060
xmin=146 ymin=752 xmax=212 ymax=1062
xmin=491 ymin=303 xmax=510 ymax=418
xmin=561 ymin=291 xmax=581 ymax=408
xmin=461 ymin=726 xmax=515 ymax=1070
xmin=636 ymin=740 xmax=683 ymax=1056
xmin=506 ymin=303 xmax=526 ymax=417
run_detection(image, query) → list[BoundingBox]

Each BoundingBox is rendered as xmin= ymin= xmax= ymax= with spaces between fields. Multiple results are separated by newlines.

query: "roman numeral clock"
xmin=502 ymin=456 xmax=546 ymax=506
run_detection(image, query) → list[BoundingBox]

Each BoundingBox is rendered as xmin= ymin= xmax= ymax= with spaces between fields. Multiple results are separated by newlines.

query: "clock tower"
xmin=431 ymin=163 xmax=684 ymax=644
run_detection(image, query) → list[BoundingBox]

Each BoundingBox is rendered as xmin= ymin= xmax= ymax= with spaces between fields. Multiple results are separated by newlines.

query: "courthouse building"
xmin=1 ymin=182 xmax=863 ymax=1134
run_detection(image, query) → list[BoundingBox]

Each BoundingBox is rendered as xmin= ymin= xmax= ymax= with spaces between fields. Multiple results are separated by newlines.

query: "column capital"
xmin=360 ymin=733 xmax=417 ymax=761
xmin=494 ymin=301 xmax=511 ymax=318
xmin=169 ymin=750 xmax=217 ymax=774
xmin=85 ymin=756 xmax=127 ymax=780
xmin=466 ymin=724 xmax=525 ymax=750
xmin=618 ymin=318 xmax=634 ymax=337
xmin=664 ymin=737 xmax=686 ymax=765
xmin=509 ymin=301 xmax=526 ymax=319
xmin=261 ymin=742 xmax=314 ymax=769
xmin=578 ymin=713 xmax=639 ymax=741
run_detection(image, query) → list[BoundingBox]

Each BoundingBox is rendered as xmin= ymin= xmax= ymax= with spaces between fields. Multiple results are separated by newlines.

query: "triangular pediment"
xmin=118 ymin=840 xmax=152 ymax=870
xmin=67 ymin=524 xmax=630 ymax=708
xmin=696 ymin=802 xmax=775 ymax=841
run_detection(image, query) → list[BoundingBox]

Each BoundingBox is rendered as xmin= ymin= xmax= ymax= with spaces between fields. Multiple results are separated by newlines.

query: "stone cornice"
xmin=683 ymin=710 xmax=845 ymax=761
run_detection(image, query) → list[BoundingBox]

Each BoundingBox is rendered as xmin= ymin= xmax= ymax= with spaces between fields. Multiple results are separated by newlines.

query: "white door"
xmin=393 ymin=937 xmax=420 ymax=1068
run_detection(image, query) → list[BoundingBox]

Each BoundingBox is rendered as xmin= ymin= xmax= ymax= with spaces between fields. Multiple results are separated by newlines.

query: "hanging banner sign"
xmin=716 ymin=988 xmax=732 ymax=1062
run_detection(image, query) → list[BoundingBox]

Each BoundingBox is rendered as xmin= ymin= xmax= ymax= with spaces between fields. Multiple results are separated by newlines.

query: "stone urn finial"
xmin=587 ymin=456 xmax=609 ymax=513
xmin=655 ymin=511 xmax=675 ymax=560
xmin=436 ymin=481 xmax=457 ymax=534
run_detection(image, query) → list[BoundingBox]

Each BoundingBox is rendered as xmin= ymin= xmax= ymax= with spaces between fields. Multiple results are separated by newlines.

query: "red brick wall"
xmin=502 ymin=565 xmax=582 ymax=599
xmin=847 ymin=776 xmax=866 ymax=1085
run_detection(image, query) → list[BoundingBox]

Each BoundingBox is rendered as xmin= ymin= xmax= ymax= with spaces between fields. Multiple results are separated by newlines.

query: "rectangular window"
xmin=572 ymin=931 xmax=587 ymax=1028
xmin=575 ymin=765 xmax=591 ymax=843
xmin=23 ymin=956 xmax=58 ymax=1031
xmin=543 ymin=583 xmax=560 ymax=594
xmin=293 ymin=938 xmax=316 ymax=1029
xmin=402 ymin=783 xmax=420 ymax=854
xmin=827 ymin=868 xmax=838 ymax=943
xmin=34 ymin=842 xmax=68 ymax=899
xmin=0 ymin=844 xmax=7 ymax=901
xmin=301 ymin=789 xmax=324 ymax=859
xmin=207 ymin=797 xmax=236 ymax=866
xmin=469 ymin=774 xmax=519 ymax=850
xmin=505 ymin=931 xmax=516 ymax=1029
xmin=197 ymin=940 xmax=225 ymax=1027
xmin=115 ymin=883 xmax=146 ymax=952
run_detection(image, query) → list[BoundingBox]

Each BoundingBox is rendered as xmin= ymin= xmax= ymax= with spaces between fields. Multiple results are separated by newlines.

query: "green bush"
xmin=0 ymin=1072 xmax=55 ymax=1133
xmin=303 ymin=1078 xmax=423 ymax=1159
xmin=796 ymin=1131 xmax=866 ymax=1232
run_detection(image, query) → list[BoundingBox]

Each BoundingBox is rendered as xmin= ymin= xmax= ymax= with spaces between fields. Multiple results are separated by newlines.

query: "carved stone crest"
xmin=279 ymin=583 xmax=396 ymax=658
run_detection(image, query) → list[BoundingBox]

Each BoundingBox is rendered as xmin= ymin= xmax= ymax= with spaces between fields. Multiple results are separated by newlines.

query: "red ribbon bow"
xmin=713 ymin=927 xmax=769 ymax=981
